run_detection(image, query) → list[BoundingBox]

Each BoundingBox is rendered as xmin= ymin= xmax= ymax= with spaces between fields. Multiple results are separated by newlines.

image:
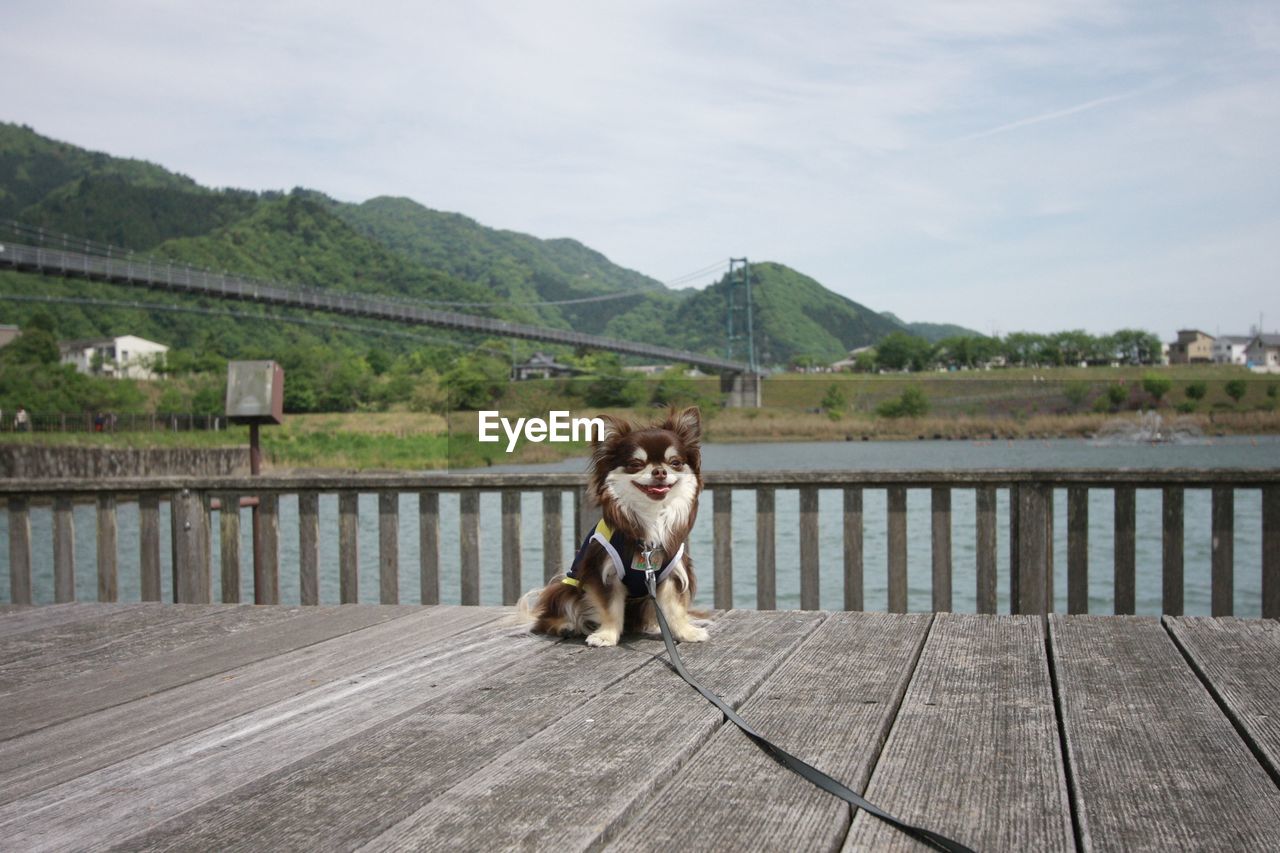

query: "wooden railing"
xmin=3 ymin=470 xmax=1278 ymax=616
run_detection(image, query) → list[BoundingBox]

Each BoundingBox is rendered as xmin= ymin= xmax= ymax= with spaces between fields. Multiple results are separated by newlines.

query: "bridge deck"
xmin=1 ymin=604 xmax=1278 ymax=851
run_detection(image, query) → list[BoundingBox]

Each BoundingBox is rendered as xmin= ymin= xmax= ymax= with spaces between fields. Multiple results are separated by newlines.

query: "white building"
xmin=60 ymin=335 xmax=169 ymax=380
xmin=1212 ymin=335 xmax=1252 ymax=365
xmin=1246 ymin=334 xmax=1280 ymax=372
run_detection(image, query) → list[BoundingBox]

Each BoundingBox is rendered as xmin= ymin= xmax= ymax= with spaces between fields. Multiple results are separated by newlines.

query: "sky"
xmin=5 ymin=0 xmax=1279 ymax=341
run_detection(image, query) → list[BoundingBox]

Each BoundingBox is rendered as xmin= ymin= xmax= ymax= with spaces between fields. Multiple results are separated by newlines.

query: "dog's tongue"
xmin=640 ymin=483 xmax=671 ymax=497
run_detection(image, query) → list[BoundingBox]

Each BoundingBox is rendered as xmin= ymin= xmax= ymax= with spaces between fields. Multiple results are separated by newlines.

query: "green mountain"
xmin=0 ymin=121 xmax=978 ymax=368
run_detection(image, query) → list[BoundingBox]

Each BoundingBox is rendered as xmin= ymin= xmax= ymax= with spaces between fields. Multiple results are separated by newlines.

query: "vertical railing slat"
xmin=1162 ymin=486 xmax=1184 ymax=616
xmin=931 ymin=487 xmax=952 ymax=612
xmin=96 ymin=495 xmax=117 ymax=603
xmin=1212 ymin=485 xmax=1234 ymax=617
xmin=170 ymin=489 xmax=210 ymax=603
xmin=1263 ymin=485 xmax=1279 ymax=620
xmin=799 ymin=487 xmax=820 ymax=610
xmin=298 ymin=492 xmax=320 ymax=606
xmin=339 ymin=491 xmax=359 ymax=604
xmin=219 ymin=493 xmax=241 ymax=604
xmin=975 ymin=486 xmax=997 ymax=614
xmin=1114 ymin=486 xmax=1136 ymax=615
xmin=53 ymin=496 xmax=75 ymax=603
xmin=887 ymin=486 xmax=907 ymax=613
xmin=419 ymin=491 xmax=440 ymax=604
xmin=501 ymin=490 xmax=522 ymax=606
xmin=843 ymin=487 xmax=862 ymax=611
xmin=379 ymin=492 xmax=400 ymax=605
xmin=542 ymin=490 xmax=562 ymax=584
xmin=139 ymin=494 xmax=161 ymax=602
xmin=1009 ymin=484 xmax=1021 ymax=610
xmin=1067 ymin=486 xmax=1089 ymax=614
xmin=8 ymin=497 xmax=32 ymax=605
xmin=258 ymin=493 xmax=280 ymax=605
xmin=1015 ymin=483 xmax=1050 ymax=616
xmin=713 ymin=487 xmax=733 ymax=611
xmin=756 ymin=487 xmax=776 ymax=610
xmin=460 ymin=491 xmax=480 ymax=605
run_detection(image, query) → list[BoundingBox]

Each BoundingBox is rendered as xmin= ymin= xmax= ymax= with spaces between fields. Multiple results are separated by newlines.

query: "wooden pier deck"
xmin=1 ymin=604 xmax=1278 ymax=851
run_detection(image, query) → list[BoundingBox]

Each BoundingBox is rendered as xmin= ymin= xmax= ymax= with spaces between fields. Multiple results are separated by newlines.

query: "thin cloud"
xmin=953 ymin=81 xmax=1172 ymax=144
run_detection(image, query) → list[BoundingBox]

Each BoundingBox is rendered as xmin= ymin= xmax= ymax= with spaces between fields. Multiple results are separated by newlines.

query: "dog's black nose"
xmin=652 ymin=467 xmax=667 ymax=480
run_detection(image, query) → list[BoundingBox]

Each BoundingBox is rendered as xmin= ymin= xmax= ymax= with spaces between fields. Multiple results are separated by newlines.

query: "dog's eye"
xmin=669 ymin=458 xmax=684 ymax=469
xmin=624 ymin=460 xmax=645 ymax=472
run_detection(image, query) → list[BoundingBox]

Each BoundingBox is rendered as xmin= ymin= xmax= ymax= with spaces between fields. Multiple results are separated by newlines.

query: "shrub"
xmin=820 ymin=384 xmax=848 ymax=420
xmin=1106 ymin=383 xmax=1130 ymax=411
xmin=1224 ymin=379 xmax=1248 ymax=405
xmin=876 ymin=387 xmax=929 ymax=418
xmin=1184 ymin=381 xmax=1207 ymax=402
xmin=1141 ymin=373 xmax=1172 ymax=405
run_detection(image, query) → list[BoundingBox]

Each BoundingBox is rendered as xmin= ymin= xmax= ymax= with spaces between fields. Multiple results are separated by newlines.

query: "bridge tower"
xmin=722 ymin=257 xmax=762 ymax=407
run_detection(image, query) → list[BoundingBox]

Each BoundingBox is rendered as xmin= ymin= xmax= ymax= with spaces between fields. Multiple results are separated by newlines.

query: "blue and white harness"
xmin=562 ymin=518 xmax=685 ymax=599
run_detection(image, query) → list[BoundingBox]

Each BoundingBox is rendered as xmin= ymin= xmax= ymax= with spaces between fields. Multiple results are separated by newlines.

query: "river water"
xmin=4 ymin=436 xmax=1277 ymax=614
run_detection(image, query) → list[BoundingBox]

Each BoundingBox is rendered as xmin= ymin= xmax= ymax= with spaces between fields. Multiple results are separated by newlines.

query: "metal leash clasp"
xmin=641 ymin=544 xmax=658 ymax=594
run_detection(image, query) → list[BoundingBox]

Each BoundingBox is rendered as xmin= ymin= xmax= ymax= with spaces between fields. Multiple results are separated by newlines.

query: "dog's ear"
xmin=594 ymin=414 xmax=632 ymax=446
xmin=663 ymin=406 xmax=701 ymax=440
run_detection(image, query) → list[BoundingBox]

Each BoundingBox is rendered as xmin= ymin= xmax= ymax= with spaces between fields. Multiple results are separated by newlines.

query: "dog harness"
xmin=562 ymin=518 xmax=685 ymax=599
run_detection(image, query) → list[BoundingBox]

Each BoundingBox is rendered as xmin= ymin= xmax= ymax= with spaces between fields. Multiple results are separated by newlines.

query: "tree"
xmin=876 ymin=332 xmax=934 ymax=372
xmin=1224 ymin=379 xmax=1248 ymax=406
xmin=0 ymin=328 xmax=59 ymax=365
xmin=1106 ymin=382 xmax=1130 ymax=411
xmin=1184 ymin=381 xmax=1207 ymax=402
xmin=443 ymin=354 xmax=509 ymax=410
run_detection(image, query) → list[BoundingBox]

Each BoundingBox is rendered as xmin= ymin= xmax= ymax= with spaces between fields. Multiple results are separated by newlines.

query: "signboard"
xmin=226 ymin=360 xmax=285 ymax=424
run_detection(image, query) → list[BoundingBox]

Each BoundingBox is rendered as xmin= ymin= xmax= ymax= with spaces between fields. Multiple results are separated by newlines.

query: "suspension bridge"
xmin=0 ymin=236 xmax=762 ymax=404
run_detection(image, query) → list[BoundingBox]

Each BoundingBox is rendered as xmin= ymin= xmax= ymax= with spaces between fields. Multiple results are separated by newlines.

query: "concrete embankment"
xmin=0 ymin=446 xmax=249 ymax=479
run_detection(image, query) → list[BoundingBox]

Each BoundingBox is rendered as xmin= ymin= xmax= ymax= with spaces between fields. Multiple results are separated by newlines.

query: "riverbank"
xmin=4 ymin=407 xmax=1280 ymax=472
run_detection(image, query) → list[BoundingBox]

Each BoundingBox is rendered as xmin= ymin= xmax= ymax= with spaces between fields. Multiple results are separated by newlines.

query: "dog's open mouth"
xmin=633 ymin=482 xmax=671 ymax=500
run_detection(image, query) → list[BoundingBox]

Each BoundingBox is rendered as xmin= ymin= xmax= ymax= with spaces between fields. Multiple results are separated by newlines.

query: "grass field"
xmin=5 ymin=367 xmax=1277 ymax=470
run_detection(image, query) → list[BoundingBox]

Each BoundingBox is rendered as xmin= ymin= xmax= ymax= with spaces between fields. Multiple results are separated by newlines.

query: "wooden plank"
xmin=0 ymin=602 xmax=149 ymax=641
xmin=7 ymin=497 xmax=32 ymax=606
xmin=0 ymin=606 xmax=504 ymax=804
xmin=53 ymin=496 xmax=75 ymax=604
xmin=1050 ymin=615 xmax=1280 ymax=849
xmin=419 ymin=491 xmax=440 ymax=604
xmin=847 ymin=613 xmax=1072 ymax=851
xmin=713 ymin=486 xmax=733 ymax=610
xmin=107 ymin=617 xmax=655 ymax=851
xmin=887 ymin=486 xmax=907 ymax=613
xmin=541 ymin=489 xmax=562 ymax=584
xmin=758 ymin=487 xmax=777 ymax=610
xmin=95 ymin=494 xmax=117 ymax=603
xmin=975 ymin=486 xmax=996 ymax=614
xmin=219 ymin=492 xmax=242 ymax=604
xmin=378 ymin=491 xmax=399 ymax=605
xmin=614 ymin=612 xmax=931 ymax=852
xmin=0 ymin=609 xmax=548 ymax=849
xmin=800 ymin=486 xmax=820 ymax=610
xmin=843 ymin=487 xmax=862 ymax=611
xmin=257 ymin=492 xmax=280 ymax=605
xmin=1265 ymin=485 xmax=1279 ymax=620
xmin=1212 ymin=485 xmax=1234 ymax=616
xmin=339 ymin=491 xmax=359 ymax=604
xmin=0 ymin=604 xmax=426 ymax=744
xmin=1067 ymin=485 xmax=1088 ymax=614
xmin=931 ymin=487 xmax=952 ymax=612
xmin=1162 ymin=486 xmax=1184 ymax=616
xmin=501 ymin=490 xmax=522 ymax=605
xmin=0 ymin=605 xmax=302 ymax=695
xmin=298 ymin=491 xmax=320 ymax=606
xmin=139 ymin=494 xmax=161 ymax=602
xmin=459 ymin=490 xmax=480 ymax=605
xmin=1166 ymin=617 xmax=1280 ymax=783
xmin=358 ymin=610 xmax=823 ymax=850
xmin=1114 ymin=485 xmax=1136 ymax=615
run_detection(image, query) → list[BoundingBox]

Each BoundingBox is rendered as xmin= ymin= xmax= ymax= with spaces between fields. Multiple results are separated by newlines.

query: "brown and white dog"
xmin=520 ymin=406 xmax=708 ymax=647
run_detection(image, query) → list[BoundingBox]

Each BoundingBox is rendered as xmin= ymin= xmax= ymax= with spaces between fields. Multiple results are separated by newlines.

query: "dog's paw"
xmin=676 ymin=625 xmax=710 ymax=643
xmin=585 ymin=630 xmax=619 ymax=647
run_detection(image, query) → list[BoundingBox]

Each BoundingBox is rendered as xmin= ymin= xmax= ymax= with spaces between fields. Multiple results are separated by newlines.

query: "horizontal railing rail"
xmin=3 ymin=469 xmax=1277 ymax=617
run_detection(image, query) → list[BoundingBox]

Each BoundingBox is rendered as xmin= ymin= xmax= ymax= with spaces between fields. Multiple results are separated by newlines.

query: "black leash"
xmin=643 ymin=570 xmax=976 ymax=853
